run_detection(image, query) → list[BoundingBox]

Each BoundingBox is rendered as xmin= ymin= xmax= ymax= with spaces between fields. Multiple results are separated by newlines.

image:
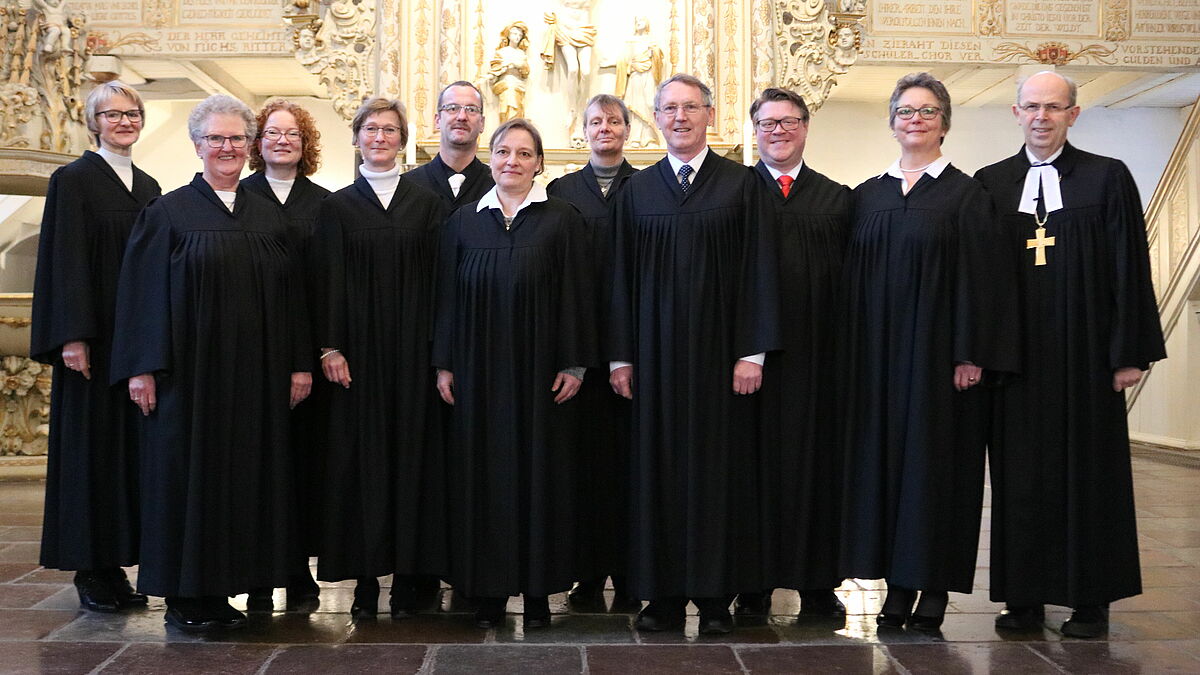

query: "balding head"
xmin=1017 ymin=71 xmax=1077 ymax=108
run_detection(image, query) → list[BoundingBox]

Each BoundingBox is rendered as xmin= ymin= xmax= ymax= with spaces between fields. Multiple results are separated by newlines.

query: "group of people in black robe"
xmin=31 ymin=69 xmax=1163 ymax=639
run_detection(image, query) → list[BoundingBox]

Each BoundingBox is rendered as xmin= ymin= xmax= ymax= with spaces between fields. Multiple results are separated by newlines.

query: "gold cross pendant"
xmin=1026 ymin=226 xmax=1055 ymax=266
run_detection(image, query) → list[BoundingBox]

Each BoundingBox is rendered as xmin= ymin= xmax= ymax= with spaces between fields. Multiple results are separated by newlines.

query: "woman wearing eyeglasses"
xmin=838 ymin=73 xmax=1019 ymax=632
xmin=110 ymin=94 xmax=313 ymax=633
xmin=239 ymin=99 xmax=331 ymax=612
xmin=31 ymin=81 xmax=161 ymax=615
xmin=311 ymin=97 xmax=450 ymax=620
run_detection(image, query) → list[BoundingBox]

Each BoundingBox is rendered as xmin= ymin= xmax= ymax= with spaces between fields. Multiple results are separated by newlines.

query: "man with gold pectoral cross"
xmin=975 ymin=71 xmax=1166 ymax=640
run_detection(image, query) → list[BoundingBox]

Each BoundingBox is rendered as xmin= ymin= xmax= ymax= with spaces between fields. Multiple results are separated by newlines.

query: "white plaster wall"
xmin=1128 ymin=302 xmax=1200 ymax=450
xmin=802 ymin=100 xmax=1185 ymax=209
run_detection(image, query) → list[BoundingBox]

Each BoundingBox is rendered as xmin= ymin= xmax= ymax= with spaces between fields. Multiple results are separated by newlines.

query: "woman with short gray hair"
xmin=110 ymin=93 xmax=313 ymax=634
xmin=32 ymin=79 xmax=161 ymax=615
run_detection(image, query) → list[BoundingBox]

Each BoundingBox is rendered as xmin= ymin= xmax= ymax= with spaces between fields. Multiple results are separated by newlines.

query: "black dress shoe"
xmin=994 ymin=605 xmax=1044 ymax=630
xmin=245 ymin=587 xmax=274 ymax=612
xmin=474 ymin=597 xmax=507 ymax=628
xmin=907 ymin=590 xmax=948 ymax=633
xmin=734 ymin=590 xmax=772 ymax=616
xmin=523 ymin=595 xmax=551 ymax=629
xmin=698 ymin=608 xmax=734 ymax=635
xmin=74 ymin=571 xmax=119 ymax=613
xmin=285 ymin=570 xmax=320 ymax=608
xmin=350 ymin=577 xmax=380 ymax=619
xmin=1061 ymin=605 xmax=1108 ymax=638
xmin=99 ymin=568 xmax=148 ymax=608
xmin=390 ymin=578 xmax=417 ymax=619
xmin=203 ymin=596 xmax=248 ymax=630
xmin=635 ymin=600 xmax=686 ymax=632
xmin=164 ymin=597 xmax=218 ymax=633
xmin=876 ymin=585 xmax=917 ymax=628
xmin=799 ymin=590 xmax=847 ymax=618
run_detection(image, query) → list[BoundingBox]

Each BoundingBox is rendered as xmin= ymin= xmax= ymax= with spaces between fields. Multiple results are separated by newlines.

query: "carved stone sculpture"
xmin=487 ymin=21 xmax=530 ymax=123
xmin=603 ymin=16 xmax=663 ymax=148
xmin=771 ymin=0 xmax=864 ymax=111
xmin=541 ymin=0 xmax=597 ymax=148
xmin=284 ymin=0 xmax=376 ymax=120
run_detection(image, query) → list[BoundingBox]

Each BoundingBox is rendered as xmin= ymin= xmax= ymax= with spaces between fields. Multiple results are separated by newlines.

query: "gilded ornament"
xmin=993 ymin=41 xmax=1117 ymax=66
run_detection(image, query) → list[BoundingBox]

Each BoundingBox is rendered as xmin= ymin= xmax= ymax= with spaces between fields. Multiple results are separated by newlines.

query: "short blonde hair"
xmin=84 ymin=81 xmax=145 ymax=144
xmin=350 ymin=97 xmax=408 ymax=146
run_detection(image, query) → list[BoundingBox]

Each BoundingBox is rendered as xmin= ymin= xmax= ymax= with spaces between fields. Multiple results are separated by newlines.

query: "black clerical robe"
xmin=432 ymin=197 xmax=596 ymax=598
xmin=32 ymin=151 xmax=160 ymax=572
xmin=746 ymin=161 xmax=850 ymax=592
xmin=313 ymin=176 xmax=449 ymax=582
xmin=609 ymin=153 xmax=778 ymax=600
xmin=839 ymin=164 xmax=1019 ymax=593
xmin=403 ymin=154 xmax=494 ymax=211
xmin=547 ymin=160 xmax=638 ymax=584
xmin=241 ymin=172 xmax=330 ymax=561
xmin=976 ymin=143 xmax=1165 ymax=607
xmin=110 ymin=175 xmax=310 ymax=598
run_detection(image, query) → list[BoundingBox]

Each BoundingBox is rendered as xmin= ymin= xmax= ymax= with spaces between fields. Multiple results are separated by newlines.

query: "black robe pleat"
xmin=241 ymin=172 xmax=331 ymax=560
xmin=608 ymin=153 xmax=779 ymax=600
xmin=313 ymin=175 xmax=449 ymax=581
xmin=432 ymin=197 xmax=597 ymax=598
xmin=110 ymin=175 xmax=311 ymax=598
xmin=746 ymin=161 xmax=851 ymax=592
xmin=838 ymin=164 xmax=1020 ymax=593
xmin=403 ymin=154 xmax=494 ymax=211
xmin=975 ymin=144 xmax=1165 ymax=607
xmin=546 ymin=161 xmax=637 ymax=584
xmin=31 ymin=151 xmax=160 ymax=571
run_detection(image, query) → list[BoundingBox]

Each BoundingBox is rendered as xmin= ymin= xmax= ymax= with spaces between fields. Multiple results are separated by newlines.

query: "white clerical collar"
xmin=1018 ymin=145 xmax=1065 ymax=216
xmin=476 ymin=182 xmax=548 ymax=217
xmin=880 ymin=155 xmax=950 ymax=181
xmin=667 ymin=146 xmax=710 ymax=182
xmin=764 ymin=160 xmax=803 ymax=182
xmin=1025 ymin=145 xmax=1064 ymax=166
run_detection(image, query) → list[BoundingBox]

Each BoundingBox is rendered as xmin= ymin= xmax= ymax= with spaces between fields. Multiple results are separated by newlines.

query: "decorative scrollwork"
xmin=284 ymin=0 xmax=376 ymax=120
xmin=978 ymin=0 xmax=1003 ymax=36
xmin=771 ymin=0 xmax=864 ymax=111
xmin=1103 ymin=0 xmax=1130 ymax=42
xmin=0 ymin=355 xmax=50 ymax=457
xmin=993 ymin=41 xmax=1117 ymax=66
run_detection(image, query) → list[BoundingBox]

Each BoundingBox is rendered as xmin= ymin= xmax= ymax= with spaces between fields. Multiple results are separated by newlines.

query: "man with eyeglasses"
xmin=734 ymin=87 xmax=850 ymax=622
xmin=608 ymin=74 xmax=777 ymax=635
xmin=403 ymin=81 xmax=494 ymax=210
xmin=975 ymin=70 xmax=1165 ymax=638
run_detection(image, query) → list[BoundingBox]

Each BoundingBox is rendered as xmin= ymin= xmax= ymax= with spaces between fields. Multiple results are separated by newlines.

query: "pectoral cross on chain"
xmin=1026 ymin=226 xmax=1055 ymax=266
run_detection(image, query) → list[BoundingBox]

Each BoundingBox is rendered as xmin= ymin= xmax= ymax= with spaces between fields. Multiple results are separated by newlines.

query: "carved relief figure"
xmin=830 ymin=22 xmax=860 ymax=74
xmin=541 ymin=0 xmax=597 ymax=147
xmin=606 ymin=16 xmax=663 ymax=147
xmin=285 ymin=0 xmax=376 ymax=120
xmin=487 ymin=21 xmax=530 ymax=123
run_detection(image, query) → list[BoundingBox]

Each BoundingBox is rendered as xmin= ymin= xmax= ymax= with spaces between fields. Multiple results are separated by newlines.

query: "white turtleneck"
xmin=97 ymin=147 xmax=134 ymax=192
xmin=359 ymin=164 xmax=400 ymax=208
xmin=214 ymin=190 xmax=237 ymax=211
xmin=266 ymin=175 xmax=295 ymax=204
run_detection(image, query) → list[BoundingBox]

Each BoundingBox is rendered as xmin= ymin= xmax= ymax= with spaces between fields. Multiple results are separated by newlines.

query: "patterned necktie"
xmin=447 ymin=173 xmax=466 ymax=198
xmin=777 ymin=174 xmax=793 ymax=198
xmin=678 ymin=164 xmax=693 ymax=195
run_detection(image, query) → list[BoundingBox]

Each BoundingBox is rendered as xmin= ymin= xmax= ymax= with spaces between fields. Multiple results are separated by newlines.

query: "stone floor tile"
xmin=1142 ymin=529 xmax=1200 ymax=549
xmin=432 ymin=645 xmax=582 ymax=674
xmin=31 ymin=586 xmax=84 ymax=611
xmin=737 ymin=645 xmax=901 ymax=674
xmin=495 ymin=614 xmax=634 ymax=643
xmin=265 ymin=644 xmax=426 ymax=674
xmin=0 ymin=609 xmax=78 ymax=641
xmin=0 ymin=514 xmax=42 ymax=526
xmin=0 ymin=583 xmax=68 ymax=609
xmin=886 ymin=643 xmax=1061 ymax=674
xmin=1029 ymin=641 xmax=1200 ymax=673
xmin=0 ymin=641 xmax=121 ymax=675
xmin=14 ymin=568 xmax=73 ymax=585
xmin=0 ymin=543 xmax=41 ymax=563
xmin=207 ymin=612 xmax=356 ymax=645
xmin=100 ymin=643 xmax=275 ymax=674
xmin=0 ymin=527 xmax=41 ymax=543
xmin=586 ymin=645 xmax=740 ymax=674
xmin=1140 ymin=565 xmax=1200 ymax=587
xmin=1087 ymin=611 xmax=1200 ymax=641
xmin=634 ymin=615 xmax=781 ymax=645
xmin=343 ymin=614 xmax=487 ymax=644
xmin=1169 ymin=548 xmax=1200 ymax=565
xmin=1139 ymin=504 xmax=1200 ymax=518
xmin=1111 ymin=586 xmax=1200 ymax=611
xmin=0 ymin=562 xmax=39 ymax=583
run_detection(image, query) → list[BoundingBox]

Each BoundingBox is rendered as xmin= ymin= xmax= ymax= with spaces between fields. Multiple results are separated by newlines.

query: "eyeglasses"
xmin=754 ymin=117 xmax=806 ymax=132
xmin=1018 ymin=102 xmax=1071 ymax=114
xmin=96 ymin=109 xmax=143 ymax=123
xmin=438 ymin=104 xmax=482 ymax=116
xmin=656 ymin=103 xmax=710 ymax=116
xmin=262 ymin=128 xmax=302 ymax=141
xmin=202 ymin=134 xmax=249 ymax=148
xmin=894 ymin=106 xmax=942 ymax=120
xmin=361 ymin=125 xmax=401 ymax=138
